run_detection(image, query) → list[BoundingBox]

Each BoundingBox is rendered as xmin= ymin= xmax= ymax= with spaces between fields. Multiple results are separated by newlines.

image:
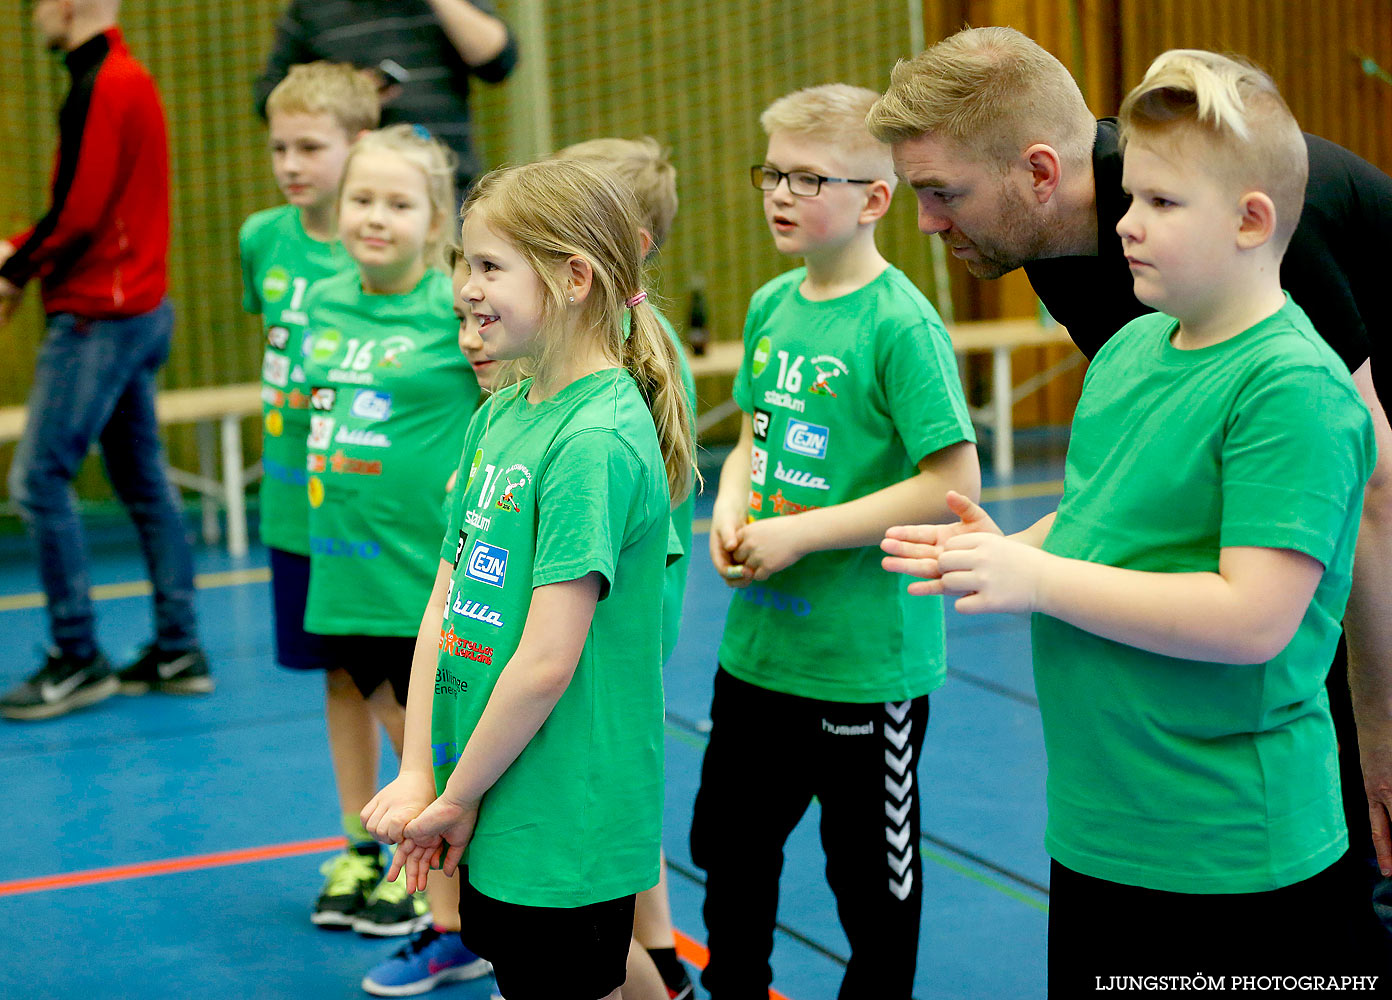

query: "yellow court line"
xmin=0 ymin=567 xmax=271 ymax=613
xmin=981 ymin=479 xmax=1064 ymax=503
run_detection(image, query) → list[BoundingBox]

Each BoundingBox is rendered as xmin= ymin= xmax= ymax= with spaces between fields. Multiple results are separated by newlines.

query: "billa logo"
xmin=265 ymin=409 xmax=284 ymax=438
xmin=307 ymin=476 xmax=325 ymax=508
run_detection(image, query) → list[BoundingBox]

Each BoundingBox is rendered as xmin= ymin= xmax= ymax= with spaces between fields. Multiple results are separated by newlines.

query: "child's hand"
xmin=361 ymin=770 xmax=437 ymax=847
xmin=732 ymin=517 xmax=806 ymax=580
xmin=709 ymin=504 xmax=752 ymax=589
xmin=926 ymin=532 xmax=1051 ymax=613
xmin=397 ymin=793 xmax=480 ymax=888
xmin=880 ymin=491 xmax=1003 ymax=581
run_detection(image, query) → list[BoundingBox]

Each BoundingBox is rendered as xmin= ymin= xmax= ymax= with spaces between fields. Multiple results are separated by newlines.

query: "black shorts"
xmin=457 ymin=871 xmax=634 ymax=1000
xmin=267 ymin=548 xmax=335 ymax=671
xmin=319 ymin=634 xmax=415 ymax=706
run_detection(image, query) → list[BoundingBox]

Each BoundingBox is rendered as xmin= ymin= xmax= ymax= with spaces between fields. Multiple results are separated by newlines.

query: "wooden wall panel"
xmin=1119 ymin=0 xmax=1392 ymax=173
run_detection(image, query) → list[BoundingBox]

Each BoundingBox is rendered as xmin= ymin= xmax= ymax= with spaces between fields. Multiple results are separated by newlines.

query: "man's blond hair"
xmin=866 ymin=26 xmax=1094 ymax=168
xmin=1120 ymin=50 xmax=1307 ymax=250
xmin=266 ymin=62 xmax=380 ymax=137
xmin=554 ymin=137 xmax=678 ymax=250
xmin=761 ymin=84 xmax=895 ymax=184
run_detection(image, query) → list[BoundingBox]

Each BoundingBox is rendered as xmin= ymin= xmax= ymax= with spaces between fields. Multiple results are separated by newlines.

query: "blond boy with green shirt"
xmin=883 ymin=51 xmax=1382 ymax=988
xmin=692 ymin=84 xmax=979 ymax=999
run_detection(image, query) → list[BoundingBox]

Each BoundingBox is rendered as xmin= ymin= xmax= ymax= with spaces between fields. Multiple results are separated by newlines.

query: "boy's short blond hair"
xmin=1120 ymin=50 xmax=1307 ymax=250
xmin=761 ymin=84 xmax=895 ymax=186
xmin=866 ymin=27 xmax=1095 ymax=168
xmin=265 ymin=61 xmax=380 ymax=137
xmin=554 ymin=137 xmax=678 ymax=250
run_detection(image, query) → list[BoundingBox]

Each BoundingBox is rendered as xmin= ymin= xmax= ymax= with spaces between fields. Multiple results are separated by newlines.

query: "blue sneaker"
xmin=361 ymin=926 xmax=492 ymax=997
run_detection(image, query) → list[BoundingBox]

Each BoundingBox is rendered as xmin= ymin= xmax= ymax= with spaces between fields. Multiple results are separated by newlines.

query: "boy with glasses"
xmin=691 ymin=83 xmax=980 ymax=999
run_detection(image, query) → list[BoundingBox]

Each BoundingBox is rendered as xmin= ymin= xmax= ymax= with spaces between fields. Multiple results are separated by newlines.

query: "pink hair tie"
xmin=625 ymin=290 xmax=648 ymax=309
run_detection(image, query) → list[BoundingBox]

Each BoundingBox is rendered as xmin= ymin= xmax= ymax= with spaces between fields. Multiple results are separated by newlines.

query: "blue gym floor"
xmin=0 ymin=433 xmax=1064 ymax=1000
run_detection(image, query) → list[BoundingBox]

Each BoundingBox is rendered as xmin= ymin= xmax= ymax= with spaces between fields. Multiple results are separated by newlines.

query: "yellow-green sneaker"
xmin=311 ymin=844 xmax=382 ymax=928
xmin=353 ymin=860 xmax=431 ymax=937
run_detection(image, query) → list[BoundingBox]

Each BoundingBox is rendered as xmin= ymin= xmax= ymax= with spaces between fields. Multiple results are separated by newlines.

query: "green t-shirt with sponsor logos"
xmin=239 ymin=204 xmax=354 ymax=555
xmin=719 ymin=265 xmax=975 ymax=702
xmin=1034 ymin=299 xmax=1374 ymax=893
xmin=301 ymin=268 xmax=479 ymax=636
xmin=432 ymin=368 xmax=670 ymax=907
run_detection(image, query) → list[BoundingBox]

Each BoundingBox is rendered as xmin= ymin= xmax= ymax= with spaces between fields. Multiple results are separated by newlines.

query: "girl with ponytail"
xmin=363 ymin=158 xmax=694 ymax=1000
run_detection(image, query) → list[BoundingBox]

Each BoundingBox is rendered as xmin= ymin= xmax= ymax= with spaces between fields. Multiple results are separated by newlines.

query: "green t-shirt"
xmin=1034 ymin=297 xmax=1375 ymax=893
xmin=239 ymin=205 xmax=353 ymax=555
xmin=301 ymin=268 xmax=479 ymax=636
xmin=718 ymin=265 xmax=975 ymax=702
xmin=433 ymin=369 xmax=670 ymax=907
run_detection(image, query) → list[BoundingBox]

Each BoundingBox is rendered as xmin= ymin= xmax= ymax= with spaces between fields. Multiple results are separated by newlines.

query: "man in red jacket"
xmin=0 ymin=0 xmax=210 ymax=721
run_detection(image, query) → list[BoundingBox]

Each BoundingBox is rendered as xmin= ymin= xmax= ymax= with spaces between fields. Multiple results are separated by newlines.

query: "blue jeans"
xmin=8 ymin=301 xmax=197 ymax=658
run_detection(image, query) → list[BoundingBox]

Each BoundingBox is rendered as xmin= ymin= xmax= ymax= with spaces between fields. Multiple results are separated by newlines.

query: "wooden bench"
xmin=687 ymin=318 xmax=1083 ymax=476
xmin=0 ymin=382 xmax=263 ymax=558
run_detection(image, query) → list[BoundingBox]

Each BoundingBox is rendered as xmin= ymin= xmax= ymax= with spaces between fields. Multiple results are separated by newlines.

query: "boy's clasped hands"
xmin=361 ymin=772 xmax=479 ymax=893
xmin=712 ymin=487 xmax=1053 ymax=615
xmin=710 ymin=512 xmax=810 ymax=585
xmin=880 ymin=490 xmax=1050 ymax=614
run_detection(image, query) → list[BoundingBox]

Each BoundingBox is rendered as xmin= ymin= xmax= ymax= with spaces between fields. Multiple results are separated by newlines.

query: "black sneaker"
xmin=353 ymin=863 xmax=432 ymax=937
xmin=0 ymin=648 xmax=118 ymax=721
xmin=312 ymin=843 xmax=383 ymax=928
xmin=117 ymin=644 xmax=214 ymax=695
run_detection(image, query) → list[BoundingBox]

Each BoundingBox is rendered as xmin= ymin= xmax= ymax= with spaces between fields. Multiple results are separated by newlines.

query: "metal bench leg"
xmin=196 ymin=422 xmax=221 ymax=546
xmin=221 ymin=415 xmax=248 ymax=558
xmin=993 ymin=345 xmax=1014 ymax=478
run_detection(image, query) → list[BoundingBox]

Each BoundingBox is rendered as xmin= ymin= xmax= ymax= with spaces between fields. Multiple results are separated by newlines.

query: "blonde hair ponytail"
xmin=462 ymin=159 xmax=697 ymax=502
xmin=624 ymin=299 xmax=697 ymax=503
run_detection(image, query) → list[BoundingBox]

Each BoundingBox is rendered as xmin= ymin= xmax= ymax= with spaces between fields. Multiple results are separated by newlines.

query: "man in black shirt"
xmin=255 ymin=0 xmax=517 ymax=196
xmin=868 ymin=25 xmax=1392 ymax=945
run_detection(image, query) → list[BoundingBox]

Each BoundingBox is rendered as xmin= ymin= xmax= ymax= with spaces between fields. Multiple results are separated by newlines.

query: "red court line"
xmin=0 ymin=835 xmax=347 ymax=897
xmin=3 ymin=838 xmax=796 ymax=1000
xmin=674 ymin=929 xmax=793 ymax=1000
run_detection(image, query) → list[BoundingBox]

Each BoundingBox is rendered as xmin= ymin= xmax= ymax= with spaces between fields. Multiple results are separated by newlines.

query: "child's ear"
xmin=638 ymin=228 xmax=655 ymax=259
xmin=564 ymin=255 xmax=595 ymax=304
xmin=858 ymin=179 xmax=894 ymax=225
xmin=1236 ymin=191 xmax=1278 ymax=250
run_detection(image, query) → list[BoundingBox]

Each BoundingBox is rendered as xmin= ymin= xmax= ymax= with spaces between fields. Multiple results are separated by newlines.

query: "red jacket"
xmin=1 ymin=28 xmax=169 ymax=318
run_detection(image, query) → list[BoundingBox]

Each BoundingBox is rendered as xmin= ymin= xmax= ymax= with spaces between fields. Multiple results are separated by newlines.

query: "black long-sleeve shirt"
xmin=1025 ymin=119 xmax=1392 ymax=400
xmin=254 ymin=0 xmax=518 ymax=191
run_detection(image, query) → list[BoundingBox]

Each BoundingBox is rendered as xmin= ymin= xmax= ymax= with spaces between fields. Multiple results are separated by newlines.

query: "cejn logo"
xmin=266 ymin=326 xmax=290 ymax=351
xmin=351 ymin=389 xmax=392 ymax=421
xmin=784 ymin=419 xmax=828 ymax=459
xmin=465 ymin=540 xmax=508 ymax=588
xmin=310 ymin=386 xmax=336 ymax=411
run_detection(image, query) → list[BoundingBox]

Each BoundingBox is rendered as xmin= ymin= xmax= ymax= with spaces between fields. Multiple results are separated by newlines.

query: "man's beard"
xmin=951 ymin=182 xmax=1051 ymax=280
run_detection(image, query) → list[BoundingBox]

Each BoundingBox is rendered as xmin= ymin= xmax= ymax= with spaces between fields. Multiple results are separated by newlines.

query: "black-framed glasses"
xmin=750 ymin=165 xmax=876 ymax=197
